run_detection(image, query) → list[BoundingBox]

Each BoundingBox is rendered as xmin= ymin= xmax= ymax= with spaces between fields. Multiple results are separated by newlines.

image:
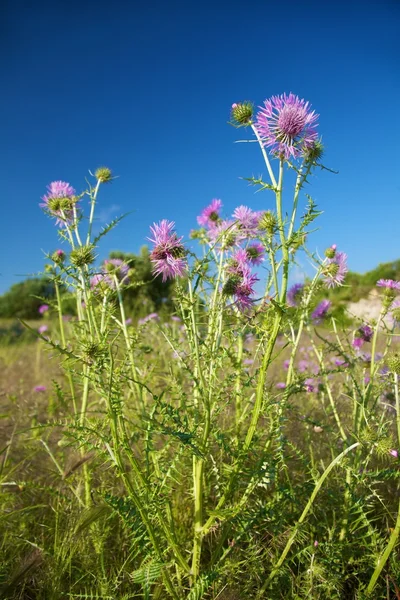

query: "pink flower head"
xmin=276 ymin=382 xmax=286 ymax=389
xmin=323 ymin=251 xmax=348 ymax=288
xmin=232 ymin=206 xmax=261 ymax=237
xmin=311 ymin=299 xmax=331 ymax=324
xmin=138 ymin=312 xmax=160 ymax=325
xmin=103 ymin=258 xmax=130 ymax=285
xmin=38 ymin=304 xmax=49 ymax=314
xmin=256 ymin=93 xmax=319 ymax=160
xmin=197 ymin=199 xmax=223 ymax=229
xmin=38 ymin=325 xmax=48 ymax=334
xmin=389 ymin=449 xmax=398 ymax=458
xmin=148 ymin=220 xmax=187 ymax=282
xmin=245 ymin=242 xmax=265 ymax=265
xmin=34 ymin=385 xmax=46 ymax=393
xmin=40 ymin=181 xmax=77 ymax=227
xmin=208 ymin=219 xmax=238 ymax=248
xmin=377 ymin=279 xmax=400 ymax=290
xmin=287 ymin=283 xmax=305 ymax=307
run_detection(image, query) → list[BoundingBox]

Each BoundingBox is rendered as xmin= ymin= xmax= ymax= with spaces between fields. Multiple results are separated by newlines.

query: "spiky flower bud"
xmin=303 ymin=139 xmax=324 ymax=164
xmin=95 ymin=167 xmax=113 ymax=183
xmin=387 ymin=353 xmax=400 ymax=375
xmin=223 ymin=275 xmax=242 ymax=296
xmin=324 ymin=244 xmax=337 ymax=259
xmin=258 ymin=210 xmax=277 ymax=235
xmin=392 ymin=307 xmax=400 ymax=322
xmin=383 ymin=288 xmax=396 ymax=310
xmin=231 ymin=102 xmax=253 ymax=126
xmin=70 ymin=245 xmax=95 ymax=268
xmin=51 ymin=249 xmax=66 ymax=264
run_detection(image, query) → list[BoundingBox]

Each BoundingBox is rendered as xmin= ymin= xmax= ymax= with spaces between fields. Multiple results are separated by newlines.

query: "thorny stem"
xmin=251 ymin=123 xmax=277 ymax=188
xmin=55 ymin=279 xmax=76 ymax=414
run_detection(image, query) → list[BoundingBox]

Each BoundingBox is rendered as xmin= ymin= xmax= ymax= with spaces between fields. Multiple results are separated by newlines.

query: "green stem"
xmin=86 ymin=179 xmax=101 ymax=245
xmin=251 ymin=124 xmax=277 ymax=188
xmin=55 ymin=279 xmax=76 ymax=414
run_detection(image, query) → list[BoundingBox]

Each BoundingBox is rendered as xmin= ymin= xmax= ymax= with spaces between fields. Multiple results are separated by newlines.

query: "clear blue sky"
xmin=1 ymin=0 xmax=399 ymax=294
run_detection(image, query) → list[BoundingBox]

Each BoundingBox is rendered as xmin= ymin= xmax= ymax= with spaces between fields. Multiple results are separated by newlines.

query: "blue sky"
xmin=1 ymin=0 xmax=399 ymax=294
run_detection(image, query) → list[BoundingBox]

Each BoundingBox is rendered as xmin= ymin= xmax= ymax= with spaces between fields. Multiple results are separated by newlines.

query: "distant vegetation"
xmin=0 ymin=246 xmax=175 ymax=320
xmin=1 ymin=256 xmax=399 ymax=320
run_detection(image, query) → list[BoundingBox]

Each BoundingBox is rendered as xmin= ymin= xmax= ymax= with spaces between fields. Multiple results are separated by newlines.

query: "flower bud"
xmin=303 ymin=139 xmax=324 ymax=164
xmin=324 ymin=245 xmax=337 ymax=259
xmin=70 ymin=245 xmax=95 ymax=268
xmin=387 ymin=353 xmax=400 ymax=375
xmin=52 ymin=249 xmax=66 ymax=264
xmin=258 ymin=210 xmax=277 ymax=235
xmin=95 ymin=167 xmax=113 ymax=183
xmin=231 ymin=102 xmax=253 ymax=126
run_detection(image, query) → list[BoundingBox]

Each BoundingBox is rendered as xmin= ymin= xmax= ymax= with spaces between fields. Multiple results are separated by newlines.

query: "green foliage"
xmin=0 ymin=278 xmax=56 ymax=319
xmin=108 ymin=246 xmax=176 ymax=316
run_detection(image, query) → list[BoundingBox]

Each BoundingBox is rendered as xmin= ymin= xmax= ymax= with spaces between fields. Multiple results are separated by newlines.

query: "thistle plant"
xmin=2 ymin=93 xmax=400 ymax=599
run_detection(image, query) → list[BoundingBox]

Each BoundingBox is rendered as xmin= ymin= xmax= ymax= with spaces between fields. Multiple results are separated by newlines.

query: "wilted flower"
xmin=38 ymin=304 xmax=49 ymax=315
xmin=255 ymin=93 xmax=319 ymax=160
xmin=40 ymin=181 xmax=77 ymax=227
xmin=197 ymin=199 xmax=223 ymax=229
xmin=287 ymin=283 xmax=305 ymax=307
xmin=311 ymin=299 xmax=331 ymax=324
xmin=323 ymin=251 xmax=348 ymax=288
xmin=148 ymin=220 xmax=187 ymax=282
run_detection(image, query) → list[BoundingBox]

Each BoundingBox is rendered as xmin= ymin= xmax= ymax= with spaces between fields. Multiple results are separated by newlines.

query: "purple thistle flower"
xmin=90 ymin=273 xmax=112 ymax=291
xmin=232 ymin=205 xmax=261 ymax=237
xmin=197 ymin=199 xmax=223 ymax=229
xmin=171 ymin=315 xmax=182 ymax=322
xmin=283 ymin=359 xmax=290 ymax=370
xmin=298 ymin=360 xmax=309 ymax=372
xmin=352 ymin=337 xmax=364 ymax=349
xmin=38 ymin=325 xmax=48 ymax=334
xmin=34 ymin=385 xmax=46 ymax=393
xmin=377 ymin=279 xmax=400 ymax=290
xmin=255 ymin=93 xmax=319 ymax=160
xmin=40 ymin=181 xmax=77 ymax=227
xmin=276 ymin=382 xmax=286 ymax=389
xmin=138 ymin=312 xmax=160 ymax=325
xmin=353 ymin=324 xmax=373 ymax=345
xmin=311 ymin=299 xmax=331 ymax=324
xmin=208 ymin=219 xmax=238 ymax=248
xmin=323 ymin=251 xmax=348 ymax=288
xmin=38 ymin=304 xmax=49 ymax=314
xmin=246 ymin=242 xmax=265 ymax=265
xmin=390 ymin=449 xmax=398 ymax=458
xmin=287 ymin=283 xmax=305 ymax=307
xmin=148 ymin=220 xmax=187 ymax=282
xmin=125 ymin=318 xmax=132 ymax=326
xmin=304 ymin=378 xmax=315 ymax=392
xmin=103 ymin=258 xmax=130 ymax=285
